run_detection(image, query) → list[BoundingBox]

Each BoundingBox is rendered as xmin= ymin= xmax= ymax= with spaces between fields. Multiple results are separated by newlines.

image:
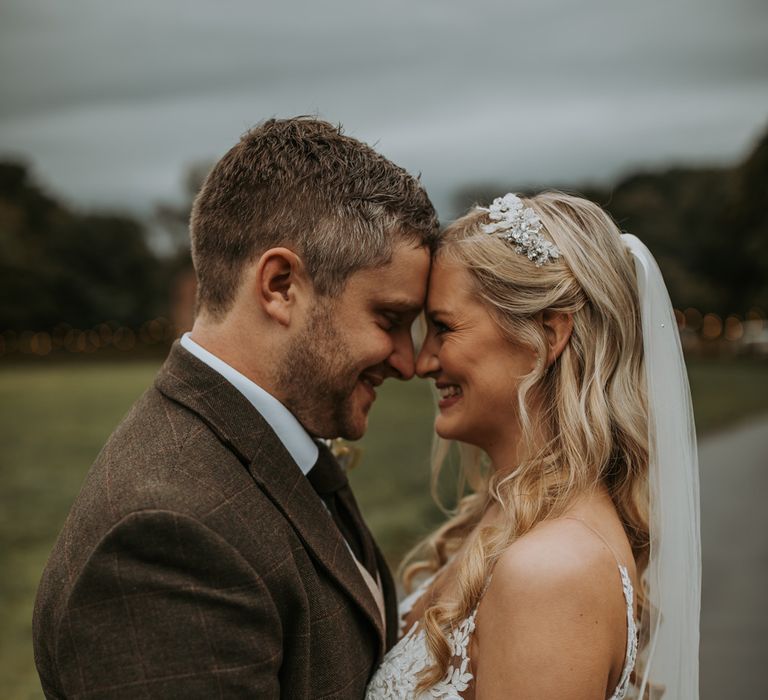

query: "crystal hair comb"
xmin=476 ymin=193 xmax=561 ymax=267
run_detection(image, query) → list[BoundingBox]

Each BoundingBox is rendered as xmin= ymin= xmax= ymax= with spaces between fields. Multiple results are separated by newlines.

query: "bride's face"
xmin=416 ymin=256 xmax=537 ymax=457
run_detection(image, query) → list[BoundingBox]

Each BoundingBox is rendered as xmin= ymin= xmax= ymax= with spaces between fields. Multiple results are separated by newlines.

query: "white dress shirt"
xmin=180 ymin=332 xmax=318 ymax=474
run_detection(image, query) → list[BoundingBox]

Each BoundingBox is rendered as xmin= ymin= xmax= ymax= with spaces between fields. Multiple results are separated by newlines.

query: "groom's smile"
xmin=358 ymin=371 xmax=384 ymax=401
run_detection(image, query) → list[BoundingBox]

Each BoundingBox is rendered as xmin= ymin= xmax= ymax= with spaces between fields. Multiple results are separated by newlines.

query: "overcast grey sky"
xmin=1 ymin=0 xmax=767 ymax=220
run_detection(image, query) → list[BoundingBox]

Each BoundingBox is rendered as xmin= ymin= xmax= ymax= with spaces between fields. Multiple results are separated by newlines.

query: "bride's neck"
xmin=486 ymin=415 xmax=547 ymax=474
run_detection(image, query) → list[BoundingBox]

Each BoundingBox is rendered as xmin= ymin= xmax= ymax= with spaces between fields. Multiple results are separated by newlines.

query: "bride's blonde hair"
xmin=402 ymin=191 xmax=650 ymax=690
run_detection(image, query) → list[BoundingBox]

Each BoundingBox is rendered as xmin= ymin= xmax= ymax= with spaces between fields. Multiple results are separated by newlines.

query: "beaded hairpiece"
xmin=476 ymin=193 xmax=561 ymax=267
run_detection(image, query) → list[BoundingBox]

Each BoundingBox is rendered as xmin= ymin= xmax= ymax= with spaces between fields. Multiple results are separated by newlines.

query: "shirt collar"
xmin=180 ymin=332 xmax=318 ymax=474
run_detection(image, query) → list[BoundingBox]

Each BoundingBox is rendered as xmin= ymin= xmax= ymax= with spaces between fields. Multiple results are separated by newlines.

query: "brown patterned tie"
xmin=307 ymin=441 xmax=378 ymax=578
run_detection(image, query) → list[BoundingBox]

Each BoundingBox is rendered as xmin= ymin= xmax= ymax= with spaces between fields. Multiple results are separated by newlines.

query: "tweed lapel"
xmin=154 ymin=342 xmax=387 ymax=656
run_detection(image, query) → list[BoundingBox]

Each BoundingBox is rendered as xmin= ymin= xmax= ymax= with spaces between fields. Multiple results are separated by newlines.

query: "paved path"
xmin=700 ymin=416 xmax=768 ymax=698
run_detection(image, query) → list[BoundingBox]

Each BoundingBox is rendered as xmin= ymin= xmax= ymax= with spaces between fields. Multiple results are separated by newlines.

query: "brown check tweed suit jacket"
xmin=33 ymin=343 xmax=398 ymax=699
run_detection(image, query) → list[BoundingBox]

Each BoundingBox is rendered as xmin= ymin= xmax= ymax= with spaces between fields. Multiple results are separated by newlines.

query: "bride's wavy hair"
xmin=402 ymin=191 xmax=650 ymax=691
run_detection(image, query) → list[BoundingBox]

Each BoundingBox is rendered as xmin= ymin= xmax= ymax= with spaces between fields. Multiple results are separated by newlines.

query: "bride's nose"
xmin=416 ymin=333 xmax=440 ymax=378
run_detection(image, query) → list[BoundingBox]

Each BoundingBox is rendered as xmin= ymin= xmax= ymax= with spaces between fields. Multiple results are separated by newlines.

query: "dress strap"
xmin=562 ymin=517 xmax=638 ymax=700
xmin=561 ymin=516 xmax=627 ymax=568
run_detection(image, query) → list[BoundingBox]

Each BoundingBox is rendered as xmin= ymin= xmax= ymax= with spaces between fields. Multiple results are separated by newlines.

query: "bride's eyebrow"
xmin=427 ymin=308 xmax=449 ymax=318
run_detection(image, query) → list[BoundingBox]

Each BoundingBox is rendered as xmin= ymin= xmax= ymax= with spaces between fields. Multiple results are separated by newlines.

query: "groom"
xmin=33 ymin=117 xmax=438 ymax=698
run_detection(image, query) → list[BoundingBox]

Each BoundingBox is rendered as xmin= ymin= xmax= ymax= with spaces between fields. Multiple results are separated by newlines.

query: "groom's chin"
xmin=339 ymin=414 xmax=368 ymax=442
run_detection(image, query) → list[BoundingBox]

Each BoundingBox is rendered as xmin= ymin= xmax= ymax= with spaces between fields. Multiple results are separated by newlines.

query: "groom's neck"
xmin=189 ymin=310 xmax=280 ymax=396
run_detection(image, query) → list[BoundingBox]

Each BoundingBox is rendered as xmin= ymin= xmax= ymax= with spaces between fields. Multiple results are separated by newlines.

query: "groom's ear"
xmin=255 ymin=247 xmax=311 ymax=326
xmin=540 ymin=310 xmax=573 ymax=366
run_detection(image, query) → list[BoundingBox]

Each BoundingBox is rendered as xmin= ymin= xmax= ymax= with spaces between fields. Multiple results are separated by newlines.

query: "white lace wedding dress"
xmin=366 ymin=564 xmax=637 ymax=699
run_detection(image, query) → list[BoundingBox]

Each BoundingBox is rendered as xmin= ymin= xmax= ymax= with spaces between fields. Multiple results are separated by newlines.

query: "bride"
xmin=366 ymin=193 xmax=700 ymax=699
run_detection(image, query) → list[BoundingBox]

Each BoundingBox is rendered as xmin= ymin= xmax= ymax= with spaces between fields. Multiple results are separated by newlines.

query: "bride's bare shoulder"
xmin=492 ymin=517 xmax=624 ymax=592
xmin=472 ymin=519 xmax=628 ymax=696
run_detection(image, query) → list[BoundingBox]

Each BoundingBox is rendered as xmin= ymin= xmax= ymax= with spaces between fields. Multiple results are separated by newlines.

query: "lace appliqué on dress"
xmin=368 ymin=571 xmax=477 ymax=699
xmin=366 ymin=614 xmax=477 ymax=699
xmin=609 ymin=564 xmax=638 ymax=700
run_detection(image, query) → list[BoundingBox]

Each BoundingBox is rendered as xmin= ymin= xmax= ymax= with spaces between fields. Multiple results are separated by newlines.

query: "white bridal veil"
xmin=622 ymin=234 xmax=701 ymax=700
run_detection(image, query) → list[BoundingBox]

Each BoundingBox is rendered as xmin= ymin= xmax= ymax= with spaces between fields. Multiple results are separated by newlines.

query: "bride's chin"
xmin=434 ymin=417 xmax=460 ymax=441
xmin=434 ymin=418 xmax=488 ymax=450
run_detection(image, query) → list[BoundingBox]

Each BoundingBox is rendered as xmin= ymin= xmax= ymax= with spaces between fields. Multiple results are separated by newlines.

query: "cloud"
xmin=1 ymin=0 xmax=766 ymax=217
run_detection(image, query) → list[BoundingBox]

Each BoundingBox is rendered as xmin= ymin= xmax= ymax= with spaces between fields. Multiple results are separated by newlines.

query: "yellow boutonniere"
xmin=329 ymin=438 xmax=363 ymax=472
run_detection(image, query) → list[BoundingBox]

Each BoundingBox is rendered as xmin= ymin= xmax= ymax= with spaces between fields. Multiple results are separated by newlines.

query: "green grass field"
xmin=2 ymin=356 xmax=767 ymax=698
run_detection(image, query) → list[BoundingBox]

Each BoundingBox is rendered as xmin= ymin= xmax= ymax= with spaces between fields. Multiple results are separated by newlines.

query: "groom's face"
xmin=279 ymin=240 xmax=431 ymax=440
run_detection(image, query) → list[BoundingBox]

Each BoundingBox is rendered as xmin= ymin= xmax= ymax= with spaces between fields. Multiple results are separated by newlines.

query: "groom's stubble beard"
xmin=276 ymin=300 xmax=364 ymax=440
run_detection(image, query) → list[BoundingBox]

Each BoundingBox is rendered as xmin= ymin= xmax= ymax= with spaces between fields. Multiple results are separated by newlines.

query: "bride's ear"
xmin=255 ymin=247 xmax=311 ymax=326
xmin=540 ymin=310 xmax=573 ymax=366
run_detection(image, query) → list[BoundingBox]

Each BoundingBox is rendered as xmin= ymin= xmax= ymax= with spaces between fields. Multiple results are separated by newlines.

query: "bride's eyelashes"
xmin=432 ymin=320 xmax=451 ymax=335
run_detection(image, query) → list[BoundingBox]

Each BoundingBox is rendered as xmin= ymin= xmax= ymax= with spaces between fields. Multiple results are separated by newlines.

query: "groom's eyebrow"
xmin=378 ymin=299 xmax=422 ymax=315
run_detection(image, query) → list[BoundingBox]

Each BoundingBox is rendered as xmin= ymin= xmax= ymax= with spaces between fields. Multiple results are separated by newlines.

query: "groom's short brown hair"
xmin=190 ymin=117 xmax=439 ymax=317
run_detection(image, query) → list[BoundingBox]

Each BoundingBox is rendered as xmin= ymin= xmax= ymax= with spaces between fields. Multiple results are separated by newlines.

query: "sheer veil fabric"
xmin=622 ymin=234 xmax=701 ymax=699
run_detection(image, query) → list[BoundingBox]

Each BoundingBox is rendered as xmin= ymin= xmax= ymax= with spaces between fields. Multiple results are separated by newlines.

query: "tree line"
xmin=0 ymin=162 xmax=174 ymax=333
xmin=1 ymin=124 xmax=766 ymax=335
